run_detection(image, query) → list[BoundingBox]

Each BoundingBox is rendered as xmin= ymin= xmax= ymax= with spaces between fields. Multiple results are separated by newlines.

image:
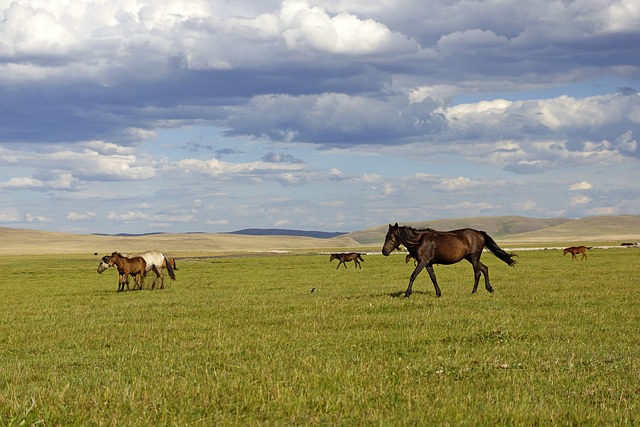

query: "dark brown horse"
xmin=330 ymin=252 xmax=365 ymax=269
xmin=563 ymin=246 xmax=592 ymax=260
xmin=382 ymin=223 xmax=516 ymax=297
xmin=106 ymin=252 xmax=147 ymax=292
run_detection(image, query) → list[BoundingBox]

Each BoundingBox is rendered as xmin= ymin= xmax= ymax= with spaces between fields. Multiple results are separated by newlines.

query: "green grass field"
xmin=1 ymin=248 xmax=639 ymax=425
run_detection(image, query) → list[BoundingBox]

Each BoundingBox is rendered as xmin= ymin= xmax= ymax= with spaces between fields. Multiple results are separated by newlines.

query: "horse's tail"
xmin=481 ymin=231 xmax=517 ymax=267
xmin=357 ymin=253 xmax=364 ymax=262
xmin=586 ymin=246 xmax=593 ymax=250
xmin=164 ymin=255 xmax=176 ymax=280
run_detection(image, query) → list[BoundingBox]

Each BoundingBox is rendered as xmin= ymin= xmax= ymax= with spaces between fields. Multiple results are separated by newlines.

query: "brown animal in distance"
xmin=563 ymin=246 xmax=592 ymax=260
xmin=329 ymin=252 xmax=365 ymax=269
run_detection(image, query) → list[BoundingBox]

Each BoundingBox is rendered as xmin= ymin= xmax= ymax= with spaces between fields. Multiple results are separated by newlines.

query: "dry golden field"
xmin=1 ymin=215 xmax=639 ymax=255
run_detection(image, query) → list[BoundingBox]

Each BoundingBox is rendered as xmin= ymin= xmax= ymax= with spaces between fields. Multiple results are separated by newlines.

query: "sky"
xmin=0 ymin=0 xmax=639 ymax=234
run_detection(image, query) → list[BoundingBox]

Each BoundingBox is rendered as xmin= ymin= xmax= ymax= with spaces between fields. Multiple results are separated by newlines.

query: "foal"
xmin=329 ymin=253 xmax=365 ymax=269
xmin=107 ymin=252 xmax=147 ymax=291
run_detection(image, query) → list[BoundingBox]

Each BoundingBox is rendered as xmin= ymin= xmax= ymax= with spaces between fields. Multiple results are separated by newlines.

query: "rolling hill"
xmin=1 ymin=215 xmax=639 ymax=255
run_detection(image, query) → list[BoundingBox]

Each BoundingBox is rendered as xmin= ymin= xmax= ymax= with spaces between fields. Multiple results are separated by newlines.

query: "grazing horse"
xmin=563 ymin=246 xmax=591 ymax=260
xmin=330 ymin=252 xmax=365 ymax=269
xmin=106 ymin=252 xmax=147 ymax=292
xmin=98 ymin=251 xmax=177 ymax=289
xmin=382 ymin=223 xmax=516 ymax=297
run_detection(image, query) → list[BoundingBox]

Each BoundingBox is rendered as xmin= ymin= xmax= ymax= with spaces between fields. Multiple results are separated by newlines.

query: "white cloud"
xmin=434 ymin=176 xmax=475 ymax=191
xmin=569 ymin=181 xmax=593 ymax=191
xmin=107 ymin=210 xmax=195 ymax=223
xmin=570 ymin=195 xmax=592 ymax=205
xmin=67 ymin=212 xmax=97 ymax=221
xmin=0 ymin=209 xmax=21 ymax=222
xmin=176 ymin=157 xmax=304 ymax=177
xmin=206 ymin=219 xmax=229 ymax=225
xmin=26 ymin=213 xmax=51 ymax=223
xmin=279 ymin=0 xmax=417 ymax=55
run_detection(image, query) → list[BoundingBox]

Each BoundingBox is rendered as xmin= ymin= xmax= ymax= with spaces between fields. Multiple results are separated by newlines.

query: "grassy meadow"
xmin=1 ymin=247 xmax=639 ymax=425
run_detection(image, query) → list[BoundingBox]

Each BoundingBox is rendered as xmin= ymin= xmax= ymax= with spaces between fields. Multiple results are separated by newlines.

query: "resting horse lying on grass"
xmin=98 ymin=251 xmax=177 ymax=289
xmin=330 ymin=252 xmax=364 ymax=269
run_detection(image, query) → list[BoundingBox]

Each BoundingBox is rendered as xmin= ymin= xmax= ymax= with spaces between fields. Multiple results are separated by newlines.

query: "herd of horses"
xmin=97 ymin=251 xmax=177 ymax=292
xmin=97 ymin=223 xmax=592 ymax=296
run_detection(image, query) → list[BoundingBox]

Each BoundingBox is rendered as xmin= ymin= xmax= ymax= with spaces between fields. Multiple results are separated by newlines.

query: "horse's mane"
xmin=396 ymin=226 xmax=433 ymax=245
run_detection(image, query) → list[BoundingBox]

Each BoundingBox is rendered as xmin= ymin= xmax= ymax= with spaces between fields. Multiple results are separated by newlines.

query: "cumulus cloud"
xmin=0 ymin=171 xmax=82 ymax=191
xmin=279 ymin=0 xmax=419 ymax=55
xmin=0 ymin=0 xmax=639 ymax=232
xmin=569 ymin=181 xmax=593 ymax=191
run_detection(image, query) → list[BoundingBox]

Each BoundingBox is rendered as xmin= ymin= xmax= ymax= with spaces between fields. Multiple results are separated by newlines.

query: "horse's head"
xmin=107 ymin=251 xmax=120 ymax=266
xmin=329 ymin=254 xmax=338 ymax=262
xmin=97 ymin=259 xmax=110 ymax=274
xmin=382 ymin=223 xmax=401 ymax=256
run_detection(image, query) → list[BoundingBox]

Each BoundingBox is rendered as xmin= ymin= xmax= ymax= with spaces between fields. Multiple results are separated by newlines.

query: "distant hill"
xmin=226 ymin=228 xmax=346 ymax=239
xmin=344 ymin=216 xmax=572 ymax=245
xmin=1 ymin=215 xmax=639 ymax=255
xmin=498 ymin=214 xmax=640 ymax=244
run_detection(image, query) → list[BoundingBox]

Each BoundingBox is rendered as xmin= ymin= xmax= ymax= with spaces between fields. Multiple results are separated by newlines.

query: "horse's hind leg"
xmin=425 ymin=265 xmax=442 ymax=297
xmin=150 ymin=266 xmax=162 ymax=289
xmin=471 ymin=264 xmax=481 ymax=293
xmin=469 ymin=257 xmax=492 ymax=294
xmin=153 ymin=266 xmax=164 ymax=289
xmin=480 ymin=262 xmax=493 ymax=293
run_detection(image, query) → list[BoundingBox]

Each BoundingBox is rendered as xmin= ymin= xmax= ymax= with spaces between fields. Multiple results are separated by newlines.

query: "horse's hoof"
xmin=404 ymin=293 xmax=411 ymax=298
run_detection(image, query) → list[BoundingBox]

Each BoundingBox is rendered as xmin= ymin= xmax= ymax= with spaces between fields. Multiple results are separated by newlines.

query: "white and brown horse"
xmin=98 ymin=251 xmax=177 ymax=289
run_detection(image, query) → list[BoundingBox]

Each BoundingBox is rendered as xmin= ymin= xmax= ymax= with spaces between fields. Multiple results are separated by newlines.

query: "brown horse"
xmin=106 ymin=252 xmax=147 ymax=292
xmin=563 ymin=246 xmax=592 ymax=260
xmin=98 ymin=251 xmax=177 ymax=289
xmin=330 ymin=253 xmax=365 ymax=269
xmin=382 ymin=223 xmax=516 ymax=297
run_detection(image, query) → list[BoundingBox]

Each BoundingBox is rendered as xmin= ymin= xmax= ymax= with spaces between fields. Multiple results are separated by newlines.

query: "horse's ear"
xmin=394 ymin=222 xmax=399 ymax=227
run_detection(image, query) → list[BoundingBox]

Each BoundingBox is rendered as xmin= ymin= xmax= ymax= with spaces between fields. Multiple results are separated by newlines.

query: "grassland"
xmin=1 ymin=247 xmax=639 ymax=425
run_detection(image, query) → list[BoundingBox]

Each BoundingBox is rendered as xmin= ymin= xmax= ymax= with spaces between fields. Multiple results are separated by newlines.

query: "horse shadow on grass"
xmin=386 ymin=290 xmax=433 ymax=299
